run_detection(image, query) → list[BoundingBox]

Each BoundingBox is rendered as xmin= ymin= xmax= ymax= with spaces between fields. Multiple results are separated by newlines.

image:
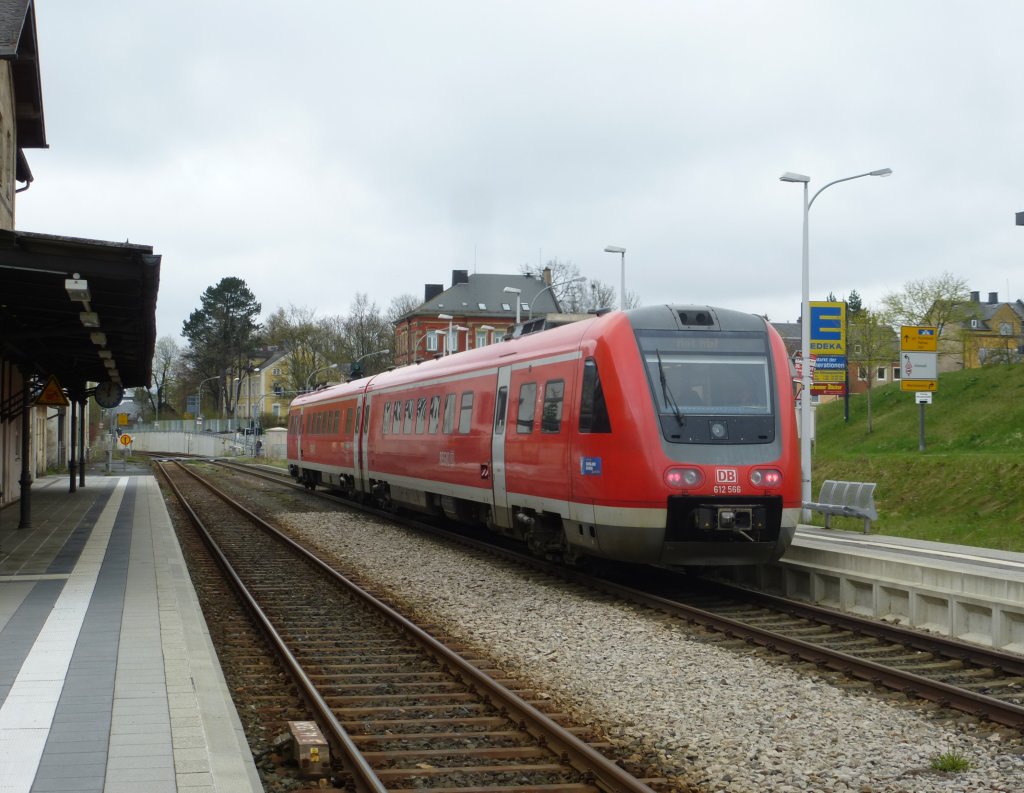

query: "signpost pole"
xmin=919 ymin=403 xmax=926 ymax=452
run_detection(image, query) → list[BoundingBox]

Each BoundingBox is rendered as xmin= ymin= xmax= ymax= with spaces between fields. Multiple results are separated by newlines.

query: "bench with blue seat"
xmin=805 ymin=479 xmax=878 ymax=534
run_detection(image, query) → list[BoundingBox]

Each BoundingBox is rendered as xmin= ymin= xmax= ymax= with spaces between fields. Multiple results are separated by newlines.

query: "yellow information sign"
xmin=901 ymin=378 xmax=937 ymax=392
xmin=900 ymin=325 xmax=938 ymax=352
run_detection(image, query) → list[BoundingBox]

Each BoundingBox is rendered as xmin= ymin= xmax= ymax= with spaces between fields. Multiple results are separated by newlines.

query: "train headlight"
xmin=750 ymin=468 xmax=782 ymax=487
xmin=665 ymin=467 xmax=704 ymax=488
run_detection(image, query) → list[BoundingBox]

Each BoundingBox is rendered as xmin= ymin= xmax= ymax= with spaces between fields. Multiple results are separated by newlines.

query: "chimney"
xmin=452 ymin=269 xmax=469 ymax=287
xmin=424 ymin=284 xmax=443 ymax=302
xmin=988 ymin=292 xmax=999 ymax=304
xmin=542 ymin=266 xmax=552 ymax=286
xmin=970 ymin=291 xmax=980 ymax=302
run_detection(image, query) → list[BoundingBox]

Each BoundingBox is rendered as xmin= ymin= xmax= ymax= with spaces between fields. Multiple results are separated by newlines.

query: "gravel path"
xmin=280 ymin=509 xmax=1024 ymax=793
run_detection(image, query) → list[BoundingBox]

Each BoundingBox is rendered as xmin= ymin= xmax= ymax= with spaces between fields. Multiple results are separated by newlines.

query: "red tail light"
xmin=750 ymin=468 xmax=782 ymax=487
xmin=665 ymin=467 xmax=705 ymax=488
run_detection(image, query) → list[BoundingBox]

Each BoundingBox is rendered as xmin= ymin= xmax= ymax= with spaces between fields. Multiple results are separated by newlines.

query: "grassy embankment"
xmin=811 ymin=362 xmax=1024 ymax=551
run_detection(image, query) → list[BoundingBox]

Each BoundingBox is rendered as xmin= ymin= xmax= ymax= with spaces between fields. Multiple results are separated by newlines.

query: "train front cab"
xmin=562 ymin=306 xmax=800 ymax=568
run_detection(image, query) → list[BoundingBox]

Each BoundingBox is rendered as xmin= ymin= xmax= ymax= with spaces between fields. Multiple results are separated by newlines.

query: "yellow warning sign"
xmin=119 ymin=434 xmax=133 ymax=446
xmin=35 ymin=375 xmax=70 ymax=407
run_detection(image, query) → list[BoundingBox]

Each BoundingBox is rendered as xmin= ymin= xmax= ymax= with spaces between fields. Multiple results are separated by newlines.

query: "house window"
xmin=426 ymin=332 xmax=438 ymax=352
xmin=1000 ymin=322 xmax=1013 ymax=336
xmin=493 ymin=331 xmax=505 ymax=343
xmin=272 ymin=368 xmax=281 ymax=375
xmin=521 ymin=302 xmax=530 ymax=313
xmin=478 ymin=302 xmax=487 ymax=310
xmin=892 ymin=367 xmax=900 ymax=380
xmin=501 ymin=302 xmax=511 ymax=311
xmin=876 ymin=367 xmax=887 ymax=381
xmin=857 ymin=366 xmax=868 ymax=381
xmin=475 ymin=330 xmax=488 ymax=348
xmin=853 ymin=344 xmax=862 ymax=355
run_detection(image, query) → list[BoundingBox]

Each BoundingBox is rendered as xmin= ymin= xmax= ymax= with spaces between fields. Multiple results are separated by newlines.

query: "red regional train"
xmin=287 ymin=305 xmax=801 ymax=568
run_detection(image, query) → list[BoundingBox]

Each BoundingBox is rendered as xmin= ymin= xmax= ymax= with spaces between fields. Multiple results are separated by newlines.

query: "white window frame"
xmin=426 ymin=331 xmax=438 ymax=352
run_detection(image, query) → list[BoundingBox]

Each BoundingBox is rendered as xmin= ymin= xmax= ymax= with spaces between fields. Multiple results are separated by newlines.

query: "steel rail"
xmin=165 ymin=459 xmax=657 ymax=793
xmin=205 ymin=458 xmax=1024 ymax=728
xmin=157 ymin=461 xmax=389 ymax=793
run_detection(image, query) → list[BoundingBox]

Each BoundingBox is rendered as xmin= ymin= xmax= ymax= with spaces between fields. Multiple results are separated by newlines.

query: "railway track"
xmin=155 ymin=458 xmax=664 ymax=793
xmin=197 ymin=457 xmax=1024 ymax=732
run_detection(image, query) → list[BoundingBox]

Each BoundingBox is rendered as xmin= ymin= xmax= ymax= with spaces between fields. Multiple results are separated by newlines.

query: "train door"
xmin=490 ymin=365 xmax=512 ymax=529
xmin=355 ymin=392 xmax=370 ymax=496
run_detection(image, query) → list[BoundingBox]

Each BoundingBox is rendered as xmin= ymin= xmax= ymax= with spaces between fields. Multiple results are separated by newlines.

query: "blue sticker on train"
xmin=580 ymin=457 xmax=602 ymax=475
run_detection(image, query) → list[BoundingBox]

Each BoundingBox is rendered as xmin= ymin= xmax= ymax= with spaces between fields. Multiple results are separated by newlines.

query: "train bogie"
xmin=288 ymin=305 xmax=800 ymax=568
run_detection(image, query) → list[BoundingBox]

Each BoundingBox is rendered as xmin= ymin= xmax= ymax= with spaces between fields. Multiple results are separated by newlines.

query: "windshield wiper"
xmin=656 ymin=349 xmax=685 ymax=427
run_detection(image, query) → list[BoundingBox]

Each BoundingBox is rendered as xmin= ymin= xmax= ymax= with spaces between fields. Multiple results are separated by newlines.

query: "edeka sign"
xmin=809 ymin=301 xmax=846 ymax=355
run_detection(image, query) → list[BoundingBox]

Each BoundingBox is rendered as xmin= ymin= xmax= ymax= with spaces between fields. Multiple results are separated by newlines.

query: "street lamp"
xmin=780 ymin=167 xmax=892 ymax=520
xmin=348 ymin=348 xmax=389 ymax=379
xmin=306 ymin=363 xmax=339 ymax=391
xmin=503 ymin=287 xmax=522 ymax=325
xmin=195 ymin=375 xmax=220 ymax=420
xmin=438 ymin=313 xmax=454 ymax=355
xmin=476 ymin=324 xmax=495 ymax=348
xmin=529 ymin=277 xmax=586 ymax=320
xmin=604 ymin=245 xmax=626 ymax=310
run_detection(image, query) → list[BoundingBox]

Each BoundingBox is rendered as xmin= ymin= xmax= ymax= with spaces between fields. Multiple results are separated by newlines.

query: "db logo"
xmin=716 ymin=469 xmax=738 ymax=484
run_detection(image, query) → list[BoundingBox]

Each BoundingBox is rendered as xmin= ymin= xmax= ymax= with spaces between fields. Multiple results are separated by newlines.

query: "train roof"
xmin=289 ymin=305 xmax=770 ymax=409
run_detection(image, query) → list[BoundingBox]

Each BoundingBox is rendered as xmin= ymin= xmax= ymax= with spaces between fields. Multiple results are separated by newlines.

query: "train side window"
xmin=335 ymin=410 xmax=340 ymax=433
xmin=383 ymin=401 xmax=391 ymax=434
xmin=517 ymin=382 xmax=537 ymax=433
xmin=541 ymin=380 xmax=564 ymax=433
xmin=415 ymin=397 xmax=427 ymax=434
xmin=494 ymin=386 xmax=508 ymax=435
xmin=345 ymin=407 xmax=353 ymax=434
xmin=442 ymin=394 xmax=456 ymax=434
xmin=404 ymin=399 xmax=414 ymax=433
xmin=428 ymin=395 xmax=440 ymax=433
xmin=392 ymin=400 xmax=403 ymax=434
xmin=458 ymin=391 xmax=474 ymax=434
xmin=579 ymin=358 xmax=611 ymax=433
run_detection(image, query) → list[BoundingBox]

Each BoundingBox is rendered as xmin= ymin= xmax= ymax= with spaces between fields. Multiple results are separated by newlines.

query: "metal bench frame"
xmin=804 ymin=479 xmax=878 ymax=534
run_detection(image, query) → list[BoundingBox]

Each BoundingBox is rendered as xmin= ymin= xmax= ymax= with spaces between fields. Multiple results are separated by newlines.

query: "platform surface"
xmin=0 ymin=471 xmax=262 ymax=793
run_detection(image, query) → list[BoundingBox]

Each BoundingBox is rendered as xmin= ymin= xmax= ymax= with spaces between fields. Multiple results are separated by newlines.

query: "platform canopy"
xmin=0 ymin=229 xmax=161 ymax=391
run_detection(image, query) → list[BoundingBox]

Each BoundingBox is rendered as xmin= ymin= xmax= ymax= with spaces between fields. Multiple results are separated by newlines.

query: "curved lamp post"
xmin=780 ymin=167 xmax=892 ymax=520
xmin=306 ymin=363 xmax=339 ymax=391
xmin=195 ymin=375 xmax=220 ymax=419
xmin=502 ymin=287 xmax=522 ymax=325
xmin=529 ymin=277 xmax=586 ymax=320
xmin=604 ymin=246 xmax=626 ymax=309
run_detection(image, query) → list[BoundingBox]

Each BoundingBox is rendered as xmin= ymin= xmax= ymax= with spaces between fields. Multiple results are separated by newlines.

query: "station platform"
xmin=0 ymin=470 xmax=263 ymax=793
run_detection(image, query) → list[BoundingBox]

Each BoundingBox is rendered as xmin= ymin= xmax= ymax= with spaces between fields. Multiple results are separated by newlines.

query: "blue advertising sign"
xmin=809 ymin=301 xmax=846 ymax=355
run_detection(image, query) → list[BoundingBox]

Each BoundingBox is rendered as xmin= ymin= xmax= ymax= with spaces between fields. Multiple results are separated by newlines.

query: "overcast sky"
xmin=17 ymin=1 xmax=1024 ymax=341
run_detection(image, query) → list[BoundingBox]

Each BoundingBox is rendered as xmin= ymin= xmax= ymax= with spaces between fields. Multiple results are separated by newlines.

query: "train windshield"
xmin=637 ymin=330 xmax=776 ymax=443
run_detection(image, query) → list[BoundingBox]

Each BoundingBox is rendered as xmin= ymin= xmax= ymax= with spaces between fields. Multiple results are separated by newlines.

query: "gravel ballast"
xmin=280 ymin=509 xmax=1024 ymax=793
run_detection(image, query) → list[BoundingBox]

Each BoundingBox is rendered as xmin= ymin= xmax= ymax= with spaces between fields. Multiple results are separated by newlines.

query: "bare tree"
xmin=386 ymin=293 xmax=422 ymax=323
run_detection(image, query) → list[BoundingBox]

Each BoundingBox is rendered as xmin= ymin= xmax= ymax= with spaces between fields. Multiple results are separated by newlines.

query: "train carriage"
xmin=288 ymin=305 xmax=800 ymax=568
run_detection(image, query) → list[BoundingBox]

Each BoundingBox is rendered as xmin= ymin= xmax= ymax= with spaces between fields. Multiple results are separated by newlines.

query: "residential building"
xmin=393 ymin=269 xmax=563 ymax=366
xmin=947 ymin=291 xmax=1024 ymax=369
